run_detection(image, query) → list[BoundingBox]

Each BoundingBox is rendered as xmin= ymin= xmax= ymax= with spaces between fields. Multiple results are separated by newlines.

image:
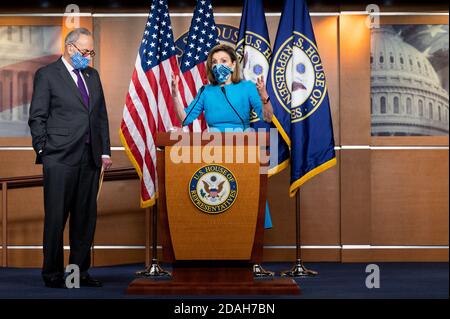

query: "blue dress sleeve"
xmin=183 ymin=88 xmax=206 ymax=126
xmin=247 ymin=81 xmax=264 ymax=121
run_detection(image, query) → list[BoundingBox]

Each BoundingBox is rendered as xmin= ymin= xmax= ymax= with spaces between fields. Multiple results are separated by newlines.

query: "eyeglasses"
xmin=70 ymin=43 xmax=95 ymax=57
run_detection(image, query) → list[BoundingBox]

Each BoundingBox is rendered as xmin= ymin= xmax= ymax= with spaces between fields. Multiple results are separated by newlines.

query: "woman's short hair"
xmin=206 ymin=44 xmax=241 ymax=85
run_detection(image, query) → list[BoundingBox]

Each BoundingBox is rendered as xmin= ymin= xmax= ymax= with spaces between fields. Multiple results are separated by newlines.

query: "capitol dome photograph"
xmin=371 ymin=25 xmax=449 ymax=136
xmin=0 ymin=26 xmax=61 ymax=136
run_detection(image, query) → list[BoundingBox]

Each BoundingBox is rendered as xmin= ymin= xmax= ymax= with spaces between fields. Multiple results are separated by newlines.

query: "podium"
xmin=126 ymin=132 xmax=300 ymax=295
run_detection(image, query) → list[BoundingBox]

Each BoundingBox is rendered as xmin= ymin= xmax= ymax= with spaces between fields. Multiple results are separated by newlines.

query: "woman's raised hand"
xmin=256 ymin=76 xmax=273 ymax=122
xmin=171 ymin=72 xmax=180 ymax=98
xmin=255 ymin=76 xmax=265 ymax=96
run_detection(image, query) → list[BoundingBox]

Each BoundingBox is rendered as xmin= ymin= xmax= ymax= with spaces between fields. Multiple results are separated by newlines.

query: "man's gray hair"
xmin=64 ymin=28 xmax=92 ymax=46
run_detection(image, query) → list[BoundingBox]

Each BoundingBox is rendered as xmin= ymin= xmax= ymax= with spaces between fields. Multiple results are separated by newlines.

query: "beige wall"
xmin=0 ymin=11 xmax=448 ymax=267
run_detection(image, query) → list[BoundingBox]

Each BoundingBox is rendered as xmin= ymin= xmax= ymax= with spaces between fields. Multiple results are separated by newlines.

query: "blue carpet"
xmin=0 ymin=263 xmax=447 ymax=299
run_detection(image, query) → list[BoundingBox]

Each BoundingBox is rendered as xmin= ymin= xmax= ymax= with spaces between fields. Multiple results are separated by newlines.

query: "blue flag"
xmin=235 ymin=0 xmax=271 ymax=130
xmin=267 ymin=0 xmax=336 ymax=197
xmin=236 ymin=0 xmax=289 ymax=229
xmin=235 ymin=0 xmax=290 ymax=177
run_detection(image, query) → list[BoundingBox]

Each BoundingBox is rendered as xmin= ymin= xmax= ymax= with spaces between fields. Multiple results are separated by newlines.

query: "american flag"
xmin=119 ymin=0 xmax=180 ymax=207
xmin=177 ymin=0 xmax=220 ymax=132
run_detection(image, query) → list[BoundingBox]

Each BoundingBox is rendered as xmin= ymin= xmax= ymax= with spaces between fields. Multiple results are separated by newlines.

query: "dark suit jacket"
xmin=28 ymin=57 xmax=111 ymax=167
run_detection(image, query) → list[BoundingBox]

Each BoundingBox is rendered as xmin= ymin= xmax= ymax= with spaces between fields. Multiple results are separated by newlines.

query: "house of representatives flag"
xmin=236 ymin=0 xmax=271 ymax=89
xmin=119 ymin=0 xmax=180 ymax=207
xmin=235 ymin=0 xmax=290 ymax=176
xmin=267 ymin=0 xmax=336 ymax=197
xmin=178 ymin=0 xmax=220 ymax=132
xmin=236 ymin=0 xmax=271 ymax=130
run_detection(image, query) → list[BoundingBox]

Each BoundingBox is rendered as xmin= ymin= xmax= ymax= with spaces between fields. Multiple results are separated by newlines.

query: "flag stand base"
xmin=253 ymin=264 xmax=274 ymax=278
xmin=135 ymin=259 xmax=172 ymax=278
xmin=281 ymin=259 xmax=318 ymax=277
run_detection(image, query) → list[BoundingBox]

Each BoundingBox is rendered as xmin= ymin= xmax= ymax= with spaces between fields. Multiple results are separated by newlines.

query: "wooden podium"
xmin=126 ymin=132 xmax=300 ymax=295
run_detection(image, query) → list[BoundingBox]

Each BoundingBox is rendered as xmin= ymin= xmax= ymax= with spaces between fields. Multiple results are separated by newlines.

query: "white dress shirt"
xmin=61 ymin=56 xmax=90 ymax=95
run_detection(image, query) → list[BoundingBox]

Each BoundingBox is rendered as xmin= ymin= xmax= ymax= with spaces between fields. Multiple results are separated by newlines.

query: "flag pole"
xmin=136 ymin=203 xmax=171 ymax=278
xmin=281 ymin=189 xmax=318 ymax=277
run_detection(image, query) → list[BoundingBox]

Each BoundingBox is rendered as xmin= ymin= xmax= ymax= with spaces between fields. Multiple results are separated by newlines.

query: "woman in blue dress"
xmin=171 ymin=44 xmax=274 ymax=231
xmin=171 ymin=44 xmax=273 ymax=130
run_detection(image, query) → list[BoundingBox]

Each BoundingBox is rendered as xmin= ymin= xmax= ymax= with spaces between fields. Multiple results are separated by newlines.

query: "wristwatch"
xmin=263 ymin=96 xmax=270 ymax=104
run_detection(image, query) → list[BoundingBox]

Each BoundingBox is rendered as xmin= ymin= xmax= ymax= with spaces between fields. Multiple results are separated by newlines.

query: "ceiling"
xmin=0 ymin=0 xmax=448 ymax=12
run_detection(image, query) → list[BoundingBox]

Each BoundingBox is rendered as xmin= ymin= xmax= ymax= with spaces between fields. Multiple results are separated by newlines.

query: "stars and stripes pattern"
xmin=119 ymin=0 xmax=180 ymax=207
xmin=177 ymin=0 xmax=220 ymax=132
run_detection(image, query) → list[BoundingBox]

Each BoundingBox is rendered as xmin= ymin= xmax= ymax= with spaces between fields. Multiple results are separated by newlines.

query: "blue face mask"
xmin=212 ymin=63 xmax=233 ymax=83
xmin=70 ymin=52 xmax=90 ymax=70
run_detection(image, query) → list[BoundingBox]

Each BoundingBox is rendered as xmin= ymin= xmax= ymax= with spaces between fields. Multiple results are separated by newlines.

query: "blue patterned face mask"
xmin=70 ymin=52 xmax=90 ymax=70
xmin=212 ymin=63 xmax=233 ymax=83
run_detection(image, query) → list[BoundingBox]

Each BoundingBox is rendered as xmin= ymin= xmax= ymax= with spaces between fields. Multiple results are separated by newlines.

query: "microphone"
xmin=182 ymin=85 xmax=206 ymax=127
xmin=221 ymin=86 xmax=246 ymax=131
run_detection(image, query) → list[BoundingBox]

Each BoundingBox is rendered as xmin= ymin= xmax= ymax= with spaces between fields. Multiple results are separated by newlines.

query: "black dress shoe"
xmin=80 ymin=275 xmax=103 ymax=287
xmin=44 ymin=277 xmax=66 ymax=289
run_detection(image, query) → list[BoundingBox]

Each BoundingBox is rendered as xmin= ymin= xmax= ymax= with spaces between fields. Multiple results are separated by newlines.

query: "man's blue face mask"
xmin=212 ymin=63 xmax=233 ymax=83
xmin=70 ymin=51 xmax=90 ymax=70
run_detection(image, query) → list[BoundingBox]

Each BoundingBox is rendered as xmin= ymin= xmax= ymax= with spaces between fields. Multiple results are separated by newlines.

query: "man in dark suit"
xmin=28 ymin=28 xmax=112 ymax=288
